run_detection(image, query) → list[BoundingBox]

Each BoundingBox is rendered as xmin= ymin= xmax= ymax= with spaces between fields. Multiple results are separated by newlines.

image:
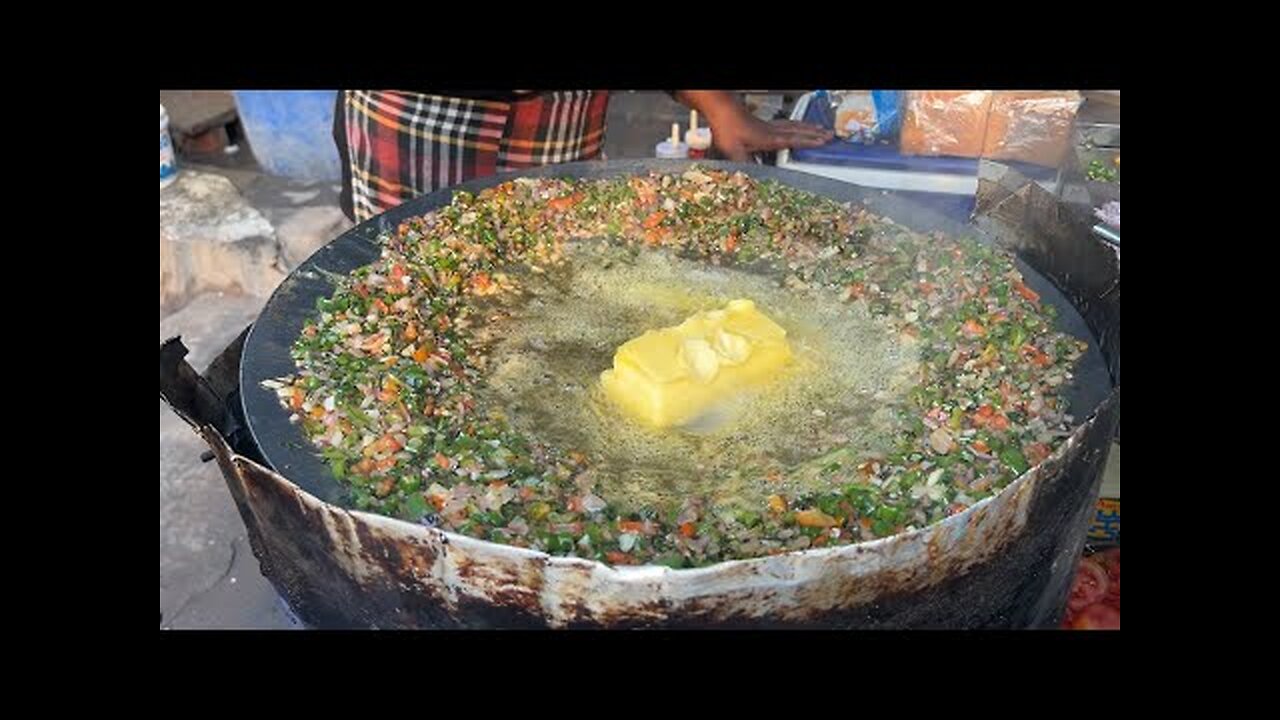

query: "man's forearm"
xmin=671 ymin=90 xmax=831 ymax=162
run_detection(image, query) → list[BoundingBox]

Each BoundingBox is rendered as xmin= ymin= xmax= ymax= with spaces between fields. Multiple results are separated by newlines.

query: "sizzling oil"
xmin=472 ymin=240 xmax=921 ymax=516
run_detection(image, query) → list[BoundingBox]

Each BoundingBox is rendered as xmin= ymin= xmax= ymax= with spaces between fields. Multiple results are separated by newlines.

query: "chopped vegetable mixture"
xmin=270 ymin=167 xmax=1088 ymax=567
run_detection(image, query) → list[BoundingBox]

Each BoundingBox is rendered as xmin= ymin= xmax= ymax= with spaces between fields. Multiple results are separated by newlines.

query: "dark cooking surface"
xmin=240 ymin=160 xmax=1114 ymax=508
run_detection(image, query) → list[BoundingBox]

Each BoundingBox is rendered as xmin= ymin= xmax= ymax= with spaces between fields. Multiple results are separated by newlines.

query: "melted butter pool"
xmin=473 ymin=241 xmax=921 ymax=516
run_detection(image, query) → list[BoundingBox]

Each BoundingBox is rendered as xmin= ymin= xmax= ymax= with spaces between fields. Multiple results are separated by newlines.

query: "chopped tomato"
xmin=1067 ymin=558 xmax=1109 ymax=612
xmin=470 ymin=272 xmax=493 ymax=292
xmin=679 ymin=521 xmax=698 ymax=538
xmin=1094 ymin=548 xmax=1121 ymax=605
xmin=972 ymin=439 xmax=991 ymax=454
xmin=722 ymin=233 xmax=739 ymax=253
xmin=289 ymin=388 xmax=305 ymax=411
xmin=1022 ymin=344 xmax=1052 ymax=368
xmin=643 ymin=211 xmax=666 ymax=229
xmin=962 ymin=319 xmax=986 ymax=338
xmin=1070 ymin=603 xmax=1120 ymax=630
xmin=1014 ymin=281 xmax=1040 ymax=304
xmin=434 ymin=452 xmax=452 ymax=470
xmin=1023 ymin=442 xmax=1052 ymax=465
xmin=548 ymin=192 xmax=584 ymax=212
xmin=364 ymin=433 xmax=403 ymax=457
xmin=617 ymin=520 xmax=648 ymax=535
xmin=606 ymin=551 xmax=635 ymax=566
xmin=1095 ymin=548 xmax=1121 ymax=576
xmin=971 ymin=405 xmax=1011 ymax=431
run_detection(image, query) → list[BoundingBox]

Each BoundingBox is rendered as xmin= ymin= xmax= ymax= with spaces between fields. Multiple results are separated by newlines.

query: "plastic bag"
xmin=900 ymin=90 xmax=993 ymax=158
xmin=873 ymin=91 xmax=902 ymax=137
xmin=983 ymin=91 xmax=1082 ymax=167
xmin=830 ymin=90 xmax=901 ymax=144
xmin=1094 ymin=201 xmax=1120 ymax=230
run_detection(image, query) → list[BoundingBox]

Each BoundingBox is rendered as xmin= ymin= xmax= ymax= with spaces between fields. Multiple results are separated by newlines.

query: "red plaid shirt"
xmin=334 ymin=90 xmax=610 ymax=222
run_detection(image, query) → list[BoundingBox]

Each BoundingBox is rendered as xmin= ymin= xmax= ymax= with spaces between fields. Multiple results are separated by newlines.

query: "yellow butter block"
xmin=600 ymin=299 xmax=793 ymax=428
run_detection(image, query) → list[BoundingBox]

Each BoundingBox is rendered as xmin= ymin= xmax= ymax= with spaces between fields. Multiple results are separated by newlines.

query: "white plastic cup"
xmin=655 ymin=139 xmax=689 ymax=159
xmin=685 ymin=127 xmax=712 ymax=158
xmin=161 ymin=104 xmax=178 ymax=188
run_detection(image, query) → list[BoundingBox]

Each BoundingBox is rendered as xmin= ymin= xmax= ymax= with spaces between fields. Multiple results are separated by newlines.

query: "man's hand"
xmin=712 ymin=114 xmax=835 ymax=162
xmin=674 ymin=91 xmax=832 ymax=161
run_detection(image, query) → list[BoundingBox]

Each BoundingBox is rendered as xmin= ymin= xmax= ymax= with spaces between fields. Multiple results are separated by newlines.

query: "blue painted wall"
xmin=233 ymin=91 xmax=341 ymax=182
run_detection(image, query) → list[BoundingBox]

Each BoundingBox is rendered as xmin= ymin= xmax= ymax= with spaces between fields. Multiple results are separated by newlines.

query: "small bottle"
xmin=684 ymin=110 xmax=712 ymax=159
xmin=655 ymin=122 xmax=689 ymax=159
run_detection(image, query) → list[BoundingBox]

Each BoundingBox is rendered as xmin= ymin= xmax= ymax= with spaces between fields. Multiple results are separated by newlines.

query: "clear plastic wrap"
xmin=831 ymin=90 xmax=901 ymax=144
xmin=900 ymin=90 xmax=1084 ymax=167
xmin=982 ymin=91 xmax=1082 ymax=167
xmin=899 ymin=90 xmax=993 ymax=158
xmin=1094 ymin=201 xmax=1120 ymax=229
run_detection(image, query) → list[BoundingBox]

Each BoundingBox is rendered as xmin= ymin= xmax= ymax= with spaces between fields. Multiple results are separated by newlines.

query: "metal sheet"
xmin=164 ymin=367 xmax=1115 ymax=628
xmin=238 ymin=160 xmax=1112 ymax=508
xmin=159 ymin=159 xmax=1120 ymax=628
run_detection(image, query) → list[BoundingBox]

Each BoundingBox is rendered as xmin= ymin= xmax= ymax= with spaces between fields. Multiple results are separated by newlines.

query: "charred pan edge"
xmin=974 ymin=161 xmax=1120 ymax=391
xmin=160 ymin=161 xmax=1119 ymax=628
xmin=165 ymin=348 xmax=1116 ymax=628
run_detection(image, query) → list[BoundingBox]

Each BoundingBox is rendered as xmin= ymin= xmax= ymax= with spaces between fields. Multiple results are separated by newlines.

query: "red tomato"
xmin=1094 ymin=548 xmax=1120 ymax=576
xmin=1092 ymin=548 xmax=1120 ymax=606
xmin=1071 ymin=603 xmax=1120 ymax=630
xmin=1067 ymin=558 xmax=1109 ymax=612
